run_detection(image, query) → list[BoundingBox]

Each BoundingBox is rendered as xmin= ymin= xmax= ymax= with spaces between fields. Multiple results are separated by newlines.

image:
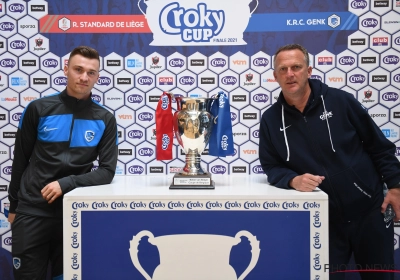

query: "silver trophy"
xmin=170 ymin=97 xmax=215 ymax=189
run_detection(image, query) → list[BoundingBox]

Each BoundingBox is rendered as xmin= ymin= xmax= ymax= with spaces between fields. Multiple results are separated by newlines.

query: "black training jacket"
xmin=259 ymin=79 xmax=400 ymax=221
xmin=8 ymin=89 xmax=118 ymax=218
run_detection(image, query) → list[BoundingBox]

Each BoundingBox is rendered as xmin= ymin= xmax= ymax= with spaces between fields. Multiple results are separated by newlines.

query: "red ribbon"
xmin=155 ymin=92 xmax=173 ymax=160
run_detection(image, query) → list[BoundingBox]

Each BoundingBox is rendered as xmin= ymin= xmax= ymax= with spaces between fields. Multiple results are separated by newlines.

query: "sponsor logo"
xmin=179 ymin=76 xmax=195 ymax=85
xmin=201 ymin=77 xmax=215 ymax=84
xmin=42 ymin=58 xmax=58 ymax=68
xmin=3 ymin=132 xmax=17 ymax=138
xmin=350 ymin=38 xmax=365 ymax=45
xmin=117 ymin=78 xmax=132 ymax=84
xmin=71 ymin=232 xmax=79 ymax=249
xmin=373 ymin=37 xmax=388 ymax=46
xmin=10 ymin=40 xmax=26 ymax=50
xmin=127 ymin=59 xmax=142 ymax=68
xmin=106 ymin=60 xmax=121 ymax=66
xmin=372 ymin=75 xmax=387 ymax=82
xmin=252 ymin=165 xmax=264 ymax=174
xmin=33 ymin=78 xmax=47 ymax=84
xmin=361 ymin=18 xmax=378 ymax=28
xmin=233 ymin=95 xmax=246 ymax=102
xmin=339 ymin=56 xmax=355 ymax=66
xmin=221 ymin=76 xmax=237 ymax=85
xmin=159 ymin=77 xmax=173 ymax=85
xmin=350 ymin=0 xmax=368 ymax=9
xmin=150 ymin=167 xmax=164 ymax=173
xmin=91 ymin=95 xmax=101 ymax=103
xmin=393 ymin=112 xmax=400 ymax=118
xmin=118 ymin=149 xmax=133 ymax=155
xmin=374 ymin=0 xmax=389 ymax=7
xmin=12 ymin=113 xmax=22 ymax=121
xmin=310 ymin=75 xmax=322 ymax=81
xmin=1 ymin=58 xmax=17 ymax=68
xmin=31 ymin=5 xmax=45 ymax=12
xmin=22 ymin=60 xmax=36 ymax=66
xmin=97 ymin=77 xmax=111 ymax=86
xmin=361 ymin=57 xmax=376 ymax=64
xmin=210 ymin=58 xmax=226 ymax=67
xmin=169 ymin=58 xmax=184 ymax=67
xmin=128 ymin=130 xmax=143 ymax=139
xmin=318 ymin=57 xmax=332 ymax=65
xmin=211 ymin=165 xmax=227 ymax=174
xmin=0 ymin=22 xmax=16 ymax=32
xmin=127 ymin=94 xmax=143 ymax=103
xmin=138 ymin=76 xmax=153 ymax=85
xmin=138 ymin=148 xmax=154 ymax=156
xmin=232 ymin=166 xmax=247 ymax=173
xmin=349 ymin=74 xmax=366 ymax=83
xmin=243 ymin=113 xmax=257 ymax=120
xmin=9 ymin=3 xmax=25 ymax=13
xmin=253 ymin=93 xmax=268 ymax=103
xmin=383 ymin=55 xmax=399 ymax=65
xmin=138 ymin=112 xmax=153 ymax=121
xmin=253 ymin=57 xmax=269 ymax=67
xmin=382 ymin=92 xmax=398 ymax=101
xmin=190 ymin=59 xmax=205 ymax=66
xmin=3 ymin=166 xmax=12 ymax=175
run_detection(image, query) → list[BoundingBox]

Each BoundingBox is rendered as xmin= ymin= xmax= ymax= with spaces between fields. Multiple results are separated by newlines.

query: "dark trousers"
xmin=328 ymin=208 xmax=394 ymax=280
xmin=11 ymin=213 xmax=63 ymax=280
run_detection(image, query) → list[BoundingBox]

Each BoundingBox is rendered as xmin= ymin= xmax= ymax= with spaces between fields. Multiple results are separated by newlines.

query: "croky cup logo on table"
xmin=138 ymin=0 xmax=258 ymax=45
xmin=129 ymin=230 xmax=260 ymax=280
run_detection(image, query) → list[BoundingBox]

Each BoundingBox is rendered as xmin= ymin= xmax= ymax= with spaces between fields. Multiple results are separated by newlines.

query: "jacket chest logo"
xmin=320 ymin=111 xmax=333 ymax=120
xmin=85 ymin=130 xmax=95 ymax=142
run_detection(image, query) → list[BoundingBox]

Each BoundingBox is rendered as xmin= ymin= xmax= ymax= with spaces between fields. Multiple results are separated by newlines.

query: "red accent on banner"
xmin=39 ymin=15 xmax=151 ymax=33
xmin=155 ymin=92 xmax=173 ymax=160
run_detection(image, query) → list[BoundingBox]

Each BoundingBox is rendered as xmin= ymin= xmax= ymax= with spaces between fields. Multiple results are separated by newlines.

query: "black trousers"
xmin=11 ymin=213 xmax=63 ymax=280
xmin=328 ymin=208 xmax=394 ymax=280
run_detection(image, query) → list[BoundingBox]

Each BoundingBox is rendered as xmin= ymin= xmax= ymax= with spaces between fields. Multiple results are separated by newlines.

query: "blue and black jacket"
xmin=8 ymin=89 xmax=118 ymax=218
xmin=259 ymin=79 xmax=400 ymax=221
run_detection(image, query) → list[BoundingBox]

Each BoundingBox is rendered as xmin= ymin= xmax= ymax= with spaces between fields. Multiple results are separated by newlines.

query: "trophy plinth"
xmin=169 ymin=148 xmax=215 ymax=189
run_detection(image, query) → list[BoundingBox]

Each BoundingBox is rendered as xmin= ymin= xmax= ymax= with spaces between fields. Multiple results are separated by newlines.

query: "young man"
xmin=259 ymin=43 xmax=400 ymax=280
xmin=8 ymin=46 xmax=118 ymax=279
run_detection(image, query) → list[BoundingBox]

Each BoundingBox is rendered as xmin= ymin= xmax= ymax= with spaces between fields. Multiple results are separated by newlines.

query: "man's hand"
xmin=382 ymin=187 xmax=400 ymax=221
xmin=7 ymin=213 xmax=16 ymax=224
xmin=41 ymin=181 xmax=62 ymax=204
xmin=290 ymin=173 xmax=325 ymax=192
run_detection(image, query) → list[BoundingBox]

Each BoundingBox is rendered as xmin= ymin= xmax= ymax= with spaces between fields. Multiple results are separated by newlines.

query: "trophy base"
xmin=170 ymin=173 xmax=215 ymax=189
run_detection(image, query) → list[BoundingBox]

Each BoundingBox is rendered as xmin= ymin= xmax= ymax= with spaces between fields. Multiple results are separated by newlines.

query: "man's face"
xmin=273 ymin=49 xmax=312 ymax=96
xmin=64 ymin=54 xmax=100 ymax=99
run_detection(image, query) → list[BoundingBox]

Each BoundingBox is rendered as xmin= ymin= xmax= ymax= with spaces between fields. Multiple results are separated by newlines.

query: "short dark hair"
xmin=69 ymin=46 xmax=100 ymax=62
xmin=273 ymin=44 xmax=310 ymax=68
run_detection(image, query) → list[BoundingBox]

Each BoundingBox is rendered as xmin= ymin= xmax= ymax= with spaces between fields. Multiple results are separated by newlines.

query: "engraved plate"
xmin=174 ymin=177 xmax=211 ymax=185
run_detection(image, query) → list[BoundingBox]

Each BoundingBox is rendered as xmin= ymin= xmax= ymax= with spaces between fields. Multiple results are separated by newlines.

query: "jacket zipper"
xmin=302 ymin=112 xmax=344 ymax=220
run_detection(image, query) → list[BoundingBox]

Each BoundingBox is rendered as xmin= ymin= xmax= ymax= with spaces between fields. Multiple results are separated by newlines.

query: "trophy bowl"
xmin=170 ymin=97 xmax=215 ymax=189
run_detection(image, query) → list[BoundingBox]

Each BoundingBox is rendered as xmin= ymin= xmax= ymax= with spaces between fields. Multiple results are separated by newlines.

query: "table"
xmin=63 ymin=175 xmax=329 ymax=280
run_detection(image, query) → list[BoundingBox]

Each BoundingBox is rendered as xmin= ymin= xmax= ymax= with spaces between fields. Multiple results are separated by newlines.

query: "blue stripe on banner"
xmin=38 ymin=115 xmax=73 ymax=142
xmin=52 ymin=274 xmax=63 ymax=280
xmin=246 ymin=12 xmax=358 ymax=32
xmin=70 ymin=119 xmax=105 ymax=147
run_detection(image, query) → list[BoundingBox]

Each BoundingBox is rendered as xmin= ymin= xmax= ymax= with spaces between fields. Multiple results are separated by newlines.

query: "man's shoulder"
xmin=90 ymin=101 xmax=116 ymax=120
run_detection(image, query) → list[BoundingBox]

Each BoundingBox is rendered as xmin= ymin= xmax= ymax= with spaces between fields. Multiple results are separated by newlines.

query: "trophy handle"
xmin=234 ymin=230 xmax=261 ymax=280
xmin=250 ymin=0 xmax=259 ymax=14
xmin=129 ymin=230 xmax=155 ymax=280
xmin=137 ymin=0 xmax=146 ymax=16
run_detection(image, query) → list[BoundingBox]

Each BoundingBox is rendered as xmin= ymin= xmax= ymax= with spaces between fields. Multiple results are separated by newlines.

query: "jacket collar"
xmin=59 ymin=88 xmax=93 ymax=110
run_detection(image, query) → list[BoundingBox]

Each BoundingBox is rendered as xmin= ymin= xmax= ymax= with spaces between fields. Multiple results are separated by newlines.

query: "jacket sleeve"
xmin=347 ymin=95 xmax=400 ymax=189
xmin=259 ymin=111 xmax=298 ymax=189
xmin=8 ymin=102 xmax=39 ymax=213
xmin=57 ymin=113 xmax=118 ymax=194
